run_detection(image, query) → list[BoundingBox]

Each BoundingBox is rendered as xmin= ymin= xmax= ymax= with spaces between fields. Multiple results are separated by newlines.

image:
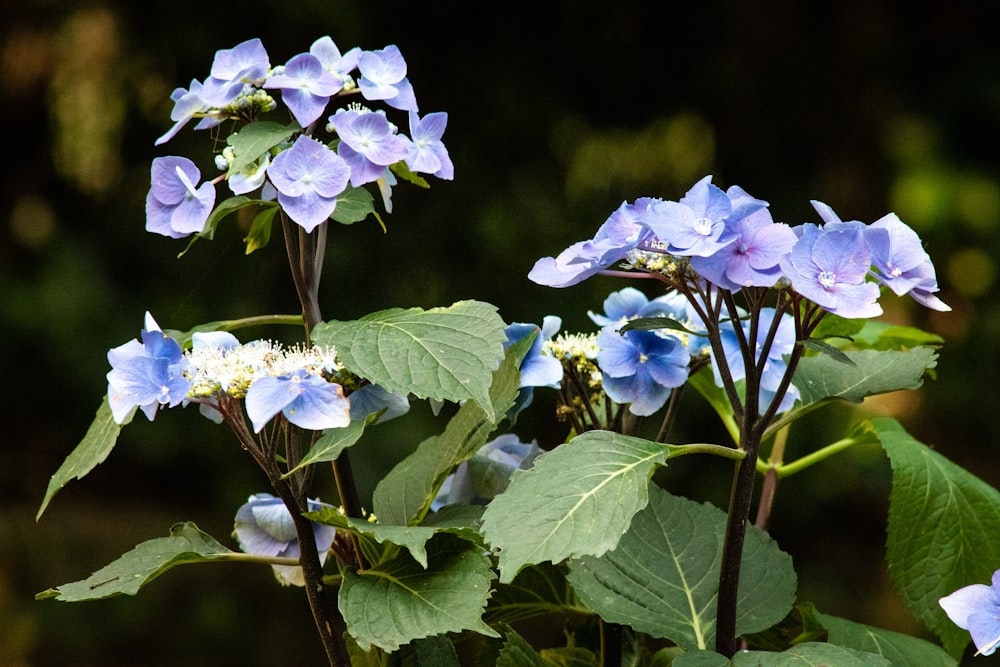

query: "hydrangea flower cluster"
xmin=939 ymin=568 xmax=1000 ymax=656
xmin=147 ymin=36 xmax=453 ymax=239
xmin=530 ymin=175 xmax=950 ymax=317
xmin=106 ymin=314 xmax=354 ymax=433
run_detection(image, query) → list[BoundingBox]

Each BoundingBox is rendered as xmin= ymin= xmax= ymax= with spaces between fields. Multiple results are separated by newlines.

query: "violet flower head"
xmin=154 ymin=79 xmax=213 ymax=146
xmin=267 ymin=135 xmax=351 ymax=231
xmin=406 ymin=111 xmax=454 ymax=180
xmin=779 ymin=221 xmax=882 ymax=319
xmin=309 ymin=36 xmax=361 ymax=84
xmin=200 ymin=38 xmax=271 ymax=108
xmin=145 ymin=156 xmax=216 ymax=239
xmin=327 ymin=108 xmax=410 ymax=186
xmin=244 ymin=368 xmax=351 ymax=433
xmin=357 ymin=45 xmax=418 ymax=111
xmin=528 ymin=198 xmax=656 ymax=288
xmin=233 ymin=493 xmax=337 ymax=587
xmin=865 ymin=213 xmax=950 ymax=311
xmin=264 ymin=52 xmax=343 ymax=127
xmin=106 ymin=313 xmax=190 ymax=423
xmin=643 ymin=175 xmax=735 ymax=258
xmin=690 ymin=200 xmax=798 ymax=291
xmin=597 ymin=326 xmax=689 ymax=416
xmin=940 ymin=568 xmax=1000 ymax=656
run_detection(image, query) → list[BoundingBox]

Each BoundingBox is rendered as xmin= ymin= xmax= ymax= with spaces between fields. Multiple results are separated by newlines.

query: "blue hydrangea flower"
xmin=145 ymin=156 xmax=217 ymax=238
xmin=264 ymin=52 xmax=343 ymax=127
xmin=431 ymin=434 xmax=542 ymax=510
xmin=200 ymin=38 xmax=270 ymax=108
xmin=327 ymin=108 xmax=411 ymax=186
xmin=154 ymin=79 xmax=213 ymax=146
xmin=588 ymin=286 xmax=687 ymax=328
xmin=357 ymin=45 xmax=418 ymax=111
xmin=406 ymin=111 xmax=454 ymax=180
xmin=233 ymin=493 xmax=337 ymax=587
xmin=267 ymin=135 xmax=351 ymax=231
xmin=347 ymin=383 xmax=410 ymax=424
xmin=940 ymin=568 xmax=1000 ymax=656
xmin=865 ymin=212 xmax=950 ymax=311
xmin=597 ymin=326 xmax=690 ymax=416
xmin=309 ymin=36 xmax=360 ymax=85
xmin=528 ymin=198 xmax=656 ymax=287
xmin=106 ymin=313 xmax=190 ymax=423
xmin=244 ymin=369 xmax=351 ymax=433
xmin=690 ymin=202 xmax=798 ymax=291
xmin=502 ymin=316 xmax=562 ymax=421
xmin=779 ymin=221 xmax=882 ymax=319
xmin=643 ymin=175 xmax=736 ymax=258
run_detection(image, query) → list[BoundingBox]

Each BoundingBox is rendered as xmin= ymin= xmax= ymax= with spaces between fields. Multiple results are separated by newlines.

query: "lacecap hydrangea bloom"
xmin=106 ymin=313 xmax=189 ymax=423
xmin=233 ymin=493 xmax=337 ymax=587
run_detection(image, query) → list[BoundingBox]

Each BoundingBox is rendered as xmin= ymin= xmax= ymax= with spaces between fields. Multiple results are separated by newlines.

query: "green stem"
xmin=771 ymin=434 xmax=878 ymax=478
xmin=666 ymin=443 xmax=747 ymax=462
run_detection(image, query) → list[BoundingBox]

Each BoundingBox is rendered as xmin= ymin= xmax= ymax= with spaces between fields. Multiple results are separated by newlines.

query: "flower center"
xmin=693 ymin=216 xmax=713 ymax=236
xmin=817 ymin=271 xmax=837 ymax=289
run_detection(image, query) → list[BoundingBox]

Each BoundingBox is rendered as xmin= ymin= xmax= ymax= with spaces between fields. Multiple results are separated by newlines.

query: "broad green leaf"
xmin=227 ymin=120 xmax=299 ymax=173
xmin=567 ymin=486 xmax=795 ymax=651
xmin=730 ymin=642 xmax=892 ymax=666
xmin=672 ymin=651 xmax=729 ymax=667
xmin=399 ymin=635 xmax=461 ymax=666
xmin=332 ymin=185 xmax=376 ymax=224
xmin=816 ymin=611 xmax=956 ymax=667
xmin=872 ymin=416 xmax=1000 ymax=657
xmin=390 ymin=160 xmax=430 ymax=188
xmin=37 ymin=522 xmax=233 ymax=601
xmin=794 ymin=348 xmax=936 ymax=405
xmin=496 ymin=628 xmax=547 ymax=667
xmin=621 ymin=316 xmax=707 ymax=337
xmin=486 ymin=562 xmax=581 ymax=625
xmin=850 ymin=320 xmax=944 ymax=351
xmin=338 ymin=534 xmax=498 ymax=651
xmin=283 ymin=419 xmax=367 ymax=478
xmin=313 ymin=300 xmax=507 ymax=421
xmin=421 ymin=504 xmax=487 ymax=547
xmin=481 ymin=431 xmax=671 ymax=584
xmin=372 ymin=335 xmax=529 ymax=526
xmin=244 ymin=204 xmax=278 ymax=254
xmin=37 ymin=397 xmax=133 ymax=520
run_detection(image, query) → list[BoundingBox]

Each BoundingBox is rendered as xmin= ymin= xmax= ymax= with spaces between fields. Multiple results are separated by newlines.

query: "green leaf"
xmin=730 ymin=642 xmax=892 ymax=666
xmin=672 ymin=651 xmax=730 ymax=667
xmin=871 ymin=416 xmax=1000 ymax=657
xmin=308 ymin=506 xmax=438 ymax=568
xmin=621 ymin=317 xmax=707 ymax=337
xmin=815 ymin=611 xmax=956 ymax=667
xmin=339 ymin=534 xmax=498 ymax=652
xmin=37 ymin=396 xmax=133 ymax=520
xmin=332 ymin=185 xmax=376 ymax=224
xmin=283 ymin=419 xmax=367 ymax=478
xmin=566 ymin=486 xmax=795 ymax=651
xmin=313 ymin=300 xmax=507 ymax=421
xmin=486 ymin=562 xmax=580 ymax=625
xmin=496 ymin=628 xmax=547 ymax=667
xmin=481 ymin=431 xmax=671 ymax=584
xmin=37 ymin=522 xmax=233 ymax=601
xmin=201 ymin=195 xmax=256 ymax=240
xmin=371 ymin=334 xmax=528 ymax=526
xmin=794 ymin=348 xmax=937 ymax=405
xmin=802 ymin=339 xmax=856 ymax=366
xmin=390 ymin=160 xmax=430 ymax=188
xmin=399 ymin=635 xmax=461 ymax=666
xmin=244 ymin=204 xmax=278 ymax=254
xmin=227 ymin=120 xmax=299 ymax=173
xmin=849 ymin=320 xmax=944 ymax=351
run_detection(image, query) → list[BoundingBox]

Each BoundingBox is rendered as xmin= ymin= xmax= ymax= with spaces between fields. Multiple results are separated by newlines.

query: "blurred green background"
xmin=2 ymin=1 xmax=999 ymax=664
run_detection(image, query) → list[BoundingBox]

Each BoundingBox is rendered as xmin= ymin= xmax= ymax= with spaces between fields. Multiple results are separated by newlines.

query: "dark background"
xmin=2 ymin=1 xmax=999 ymax=664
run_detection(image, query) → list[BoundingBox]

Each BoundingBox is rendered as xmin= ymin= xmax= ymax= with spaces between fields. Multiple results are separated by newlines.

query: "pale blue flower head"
xmin=431 ymin=434 xmax=543 ymax=510
xmin=145 ymin=156 xmax=216 ymax=238
xmin=779 ymin=216 xmax=882 ymax=319
xmin=643 ymin=175 xmax=736 ymax=258
xmin=357 ymin=45 xmax=418 ymax=111
xmin=200 ymin=38 xmax=270 ymax=108
xmin=528 ymin=198 xmax=656 ymax=288
xmin=406 ymin=111 xmax=454 ymax=180
xmin=328 ymin=108 xmax=410 ymax=186
xmin=309 ymin=36 xmax=360 ymax=84
xmin=865 ymin=212 xmax=950 ymax=311
xmin=244 ymin=369 xmax=351 ymax=433
xmin=268 ymin=135 xmax=351 ymax=231
xmin=233 ymin=493 xmax=337 ymax=587
xmin=940 ymin=568 xmax=1000 ymax=656
xmin=154 ymin=79 xmax=213 ymax=146
xmin=264 ymin=52 xmax=343 ymax=127
xmin=106 ymin=313 xmax=190 ymax=423
xmin=597 ymin=326 xmax=689 ymax=416
xmin=347 ymin=383 xmax=410 ymax=424
xmin=588 ymin=287 xmax=687 ymax=328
